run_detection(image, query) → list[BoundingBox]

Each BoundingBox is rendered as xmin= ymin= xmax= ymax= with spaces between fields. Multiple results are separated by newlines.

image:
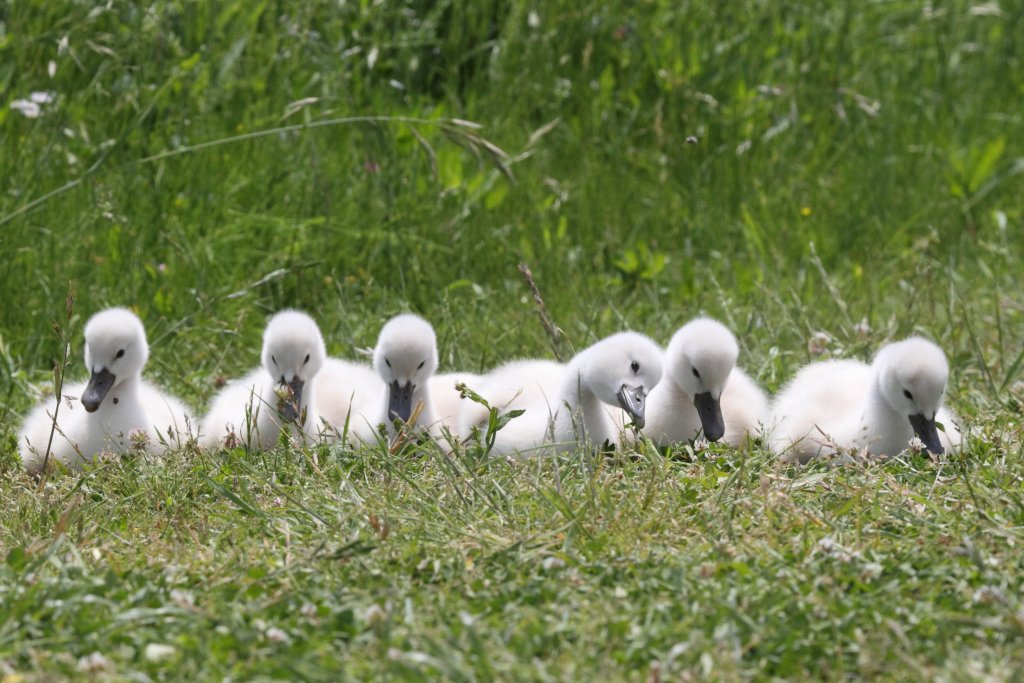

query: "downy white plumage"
xmin=317 ymin=314 xmax=439 ymax=442
xmin=462 ymin=333 xmax=663 ymax=456
xmin=429 ymin=372 xmax=482 ymax=435
xmin=18 ymin=308 xmax=192 ymax=474
xmin=637 ymin=318 xmax=768 ymax=447
xmin=201 ymin=310 xmax=326 ymax=450
xmin=768 ymin=336 xmax=961 ymax=461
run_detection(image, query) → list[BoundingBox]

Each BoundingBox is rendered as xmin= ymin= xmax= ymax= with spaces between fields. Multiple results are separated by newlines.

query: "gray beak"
xmin=693 ymin=391 xmax=725 ymax=442
xmin=908 ymin=413 xmax=943 ymax=455
xmin=81 ymin=368 xmax=116 ymax=413
xmin=389 ymin=380 xmax=415 ymax=422
xmin=278 ymin=376 xmax=305 ymax=422
xmin=616 ymin=384 xmax=647 ymax=429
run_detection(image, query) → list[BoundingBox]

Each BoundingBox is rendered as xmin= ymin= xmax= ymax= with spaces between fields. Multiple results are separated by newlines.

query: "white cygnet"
xmin=317 ymin=314 xmax=439 ymax=443
xmin=18 ymin=307 xmax=193 ymax=474
xmin=462 ymin=332 xmax=663 ymax=456
xmin=201 ymin=310 xmax=326 ymax=450
xmin=769 ymin=336 xmax=961 ymax=461
xmin=638 ymin=317 xmax=768 ymax=447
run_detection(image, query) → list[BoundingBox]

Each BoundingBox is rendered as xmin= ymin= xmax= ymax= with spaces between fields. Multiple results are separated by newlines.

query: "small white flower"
xmin=77 ymin=652 xmax=110 ymax=672
xmin=528 ymin=10 xmax=540 ymax=28
xmin=265 ymin=626 xmax=289 ymax=644
xmin=541 ymin=556 xmax=565 ymax=571
xmin=300 ymin=602 xmax=317 ymax=619
xmin=907 ymin=437 xmax=926 ymax=454
xmin=808 ymin=331 xmax=831 ymax=357
xmin=363 ymin=603 xmax=387 ymax=626
xmin=170 ymin=589 xmax=195 ymax=609
xmin=860 ymin=562 xmax=883 ymax=580
xmin=48 ymin=61 xmax=57 ymax=78
xmin=10 ymin=99 xmax=41 ymax=119
xmin=30 ymin=91 xmax=55 ymax=104
xmin=854 ymin=318 xmax=871 ymax=339
xmin=144 ymin=643 xmax=176 ymax=662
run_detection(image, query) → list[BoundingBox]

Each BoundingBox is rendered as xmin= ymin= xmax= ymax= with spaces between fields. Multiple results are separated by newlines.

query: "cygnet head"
xmin=372 ymin=314 xmax=439 ymax=423
xmin=874 ymin=336 xmax=949 ymax=454
xmin=261 ymin=310 xmax=326 ymax=422
xmin=664 ymin=317 xmax=739 ymax=442
xmin=578 ymin=332 xmax=663 ymax=428
xmin=81 ymin=308 xmax=150 ymax=412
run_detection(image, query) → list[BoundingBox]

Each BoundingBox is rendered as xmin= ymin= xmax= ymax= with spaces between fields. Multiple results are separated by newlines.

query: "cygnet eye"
xmin=271 ymin=355 xmax=277 ymax=366
xmin=903 ymin=389 xmax=913 ymax=400
xmin=115 ymin=349 xmax=125 ymax=359
xmin=303 ymin=353 xmax=311 ymax=365
xmin=692 ymin=367 xmax=701 ymax=379
xmin=417 ymin=360 xmax=425 ymax=370
xmin=385 ymin=358 xmax=391 ymax=368
xmin=630 ymin=361 xmax=639 ymax=374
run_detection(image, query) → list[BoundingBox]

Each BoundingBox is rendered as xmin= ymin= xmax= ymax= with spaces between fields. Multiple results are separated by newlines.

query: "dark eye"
xmin=303 ymin=353 xmax=310 ymax=365
xmin=630 ymin=361 xmax=639 ymax=374
xmin=385 ymin=358 xmax=391 ymax=368
xmin=692 ymin=367 xmax=701 ymax=379
xmin=903 ymin=389 xmax=913 ymax=400
xmin=417 ymin=360 xmax=425 ymax=370
xmin=115 ymin=349 xmax=125 ymax=359
xmin=271 ymin=355 xmax=277 ymax=365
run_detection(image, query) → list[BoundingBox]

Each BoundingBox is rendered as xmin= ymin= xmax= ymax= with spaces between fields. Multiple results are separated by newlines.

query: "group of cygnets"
xmin=16 ymin=307 xmax=962 ymax=474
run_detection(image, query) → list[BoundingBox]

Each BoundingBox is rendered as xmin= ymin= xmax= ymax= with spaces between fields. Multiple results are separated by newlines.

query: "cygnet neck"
xmin=558 ymin=355 xmax=612 ymax=447
xmin=861 ymin=370 xmax=912 ymax=454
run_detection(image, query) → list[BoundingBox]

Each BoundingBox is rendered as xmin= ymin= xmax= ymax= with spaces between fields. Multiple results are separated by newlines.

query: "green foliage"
xmin=1 ymin=0 xmax=1023 ymax=678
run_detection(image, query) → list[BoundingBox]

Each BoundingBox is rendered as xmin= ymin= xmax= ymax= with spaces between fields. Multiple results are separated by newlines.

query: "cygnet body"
xmin=202 ymin=310 xmax=326 ymax=450
xmin=18 ymin=308 xmax=192 ymax=474
xmin=463 ymin=333 xmax=663 ymax=456
xmin=429 ymin=372 xmax=482 ymax=435
xmin=769 ymin=336 xmax=961 ymax=461
xmin=639 ymin=318 xmax=768 ymax=447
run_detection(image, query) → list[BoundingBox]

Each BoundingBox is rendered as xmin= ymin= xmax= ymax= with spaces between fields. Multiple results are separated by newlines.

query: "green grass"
xmin=1 ymin=0 xmax=1023 ymax=679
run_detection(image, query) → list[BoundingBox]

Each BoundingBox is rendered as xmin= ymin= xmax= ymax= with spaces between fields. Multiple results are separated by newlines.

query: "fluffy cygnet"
xmin=201 ymin=310 xmax=326 ymax=450
xmin=769 ymin=336 xmax=961 ymax=461
xmin=639 ymin=318 xmax=768 ymax=447
xmin=317 ymin=314 xmax=440 ymax=443
xmin=18 ymin=308 xmax=192 ymax=474
xmin=462 ymin=332 xmax=663 ymax=456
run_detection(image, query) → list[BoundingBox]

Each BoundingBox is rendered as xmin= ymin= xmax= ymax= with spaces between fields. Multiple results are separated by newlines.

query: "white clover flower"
xmin=144 ymin=644 xmax=176 ymax=662
xmin=854 ymin=318 xmax=871 ymax=339
xmin=265 ymin=626 xmax=289 ymax=644
xmin=541 ymin=556 xmax=565 ymax=571
xmin=77 ymin=652 xmax=110 ymax=672
xmin=807 ymin=331 xmax=831 ymax=357
xmin=363 ymin=603 xmax=387 ymax=626
xmin=860 ymin=562 xmax=883 ymax=581
xmin=10 ymin=99 xmax=41 ymax=119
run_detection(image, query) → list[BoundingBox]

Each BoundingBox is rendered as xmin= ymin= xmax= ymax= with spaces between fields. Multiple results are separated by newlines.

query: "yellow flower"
xmin=800 ymin=206 xmax=812 ymax=217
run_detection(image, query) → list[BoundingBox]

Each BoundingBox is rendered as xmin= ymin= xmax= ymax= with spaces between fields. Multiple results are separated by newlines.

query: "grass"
xmin=1 ymin=0 xmax=1023 ymax=678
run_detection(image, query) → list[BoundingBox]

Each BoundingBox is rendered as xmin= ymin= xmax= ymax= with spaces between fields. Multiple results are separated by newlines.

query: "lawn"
xmin=1 ymin=0 xmax=1023 ymax=679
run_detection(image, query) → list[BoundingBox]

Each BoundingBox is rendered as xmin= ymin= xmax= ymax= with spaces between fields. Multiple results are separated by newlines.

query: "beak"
xmin=693 ymin=391 xmax=725 ymax=442
xmin=388 ymin=380 xmax=415 ymax=422
xmin=908 ymin=413 xmax=943 ymax=455
xmin=616 ymin=384 xmax=647 ymax=429
xmin=278 ymin=376 xmax=305 ymax=422
xmin=81 ymin=368 xmax=116 ymax=412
